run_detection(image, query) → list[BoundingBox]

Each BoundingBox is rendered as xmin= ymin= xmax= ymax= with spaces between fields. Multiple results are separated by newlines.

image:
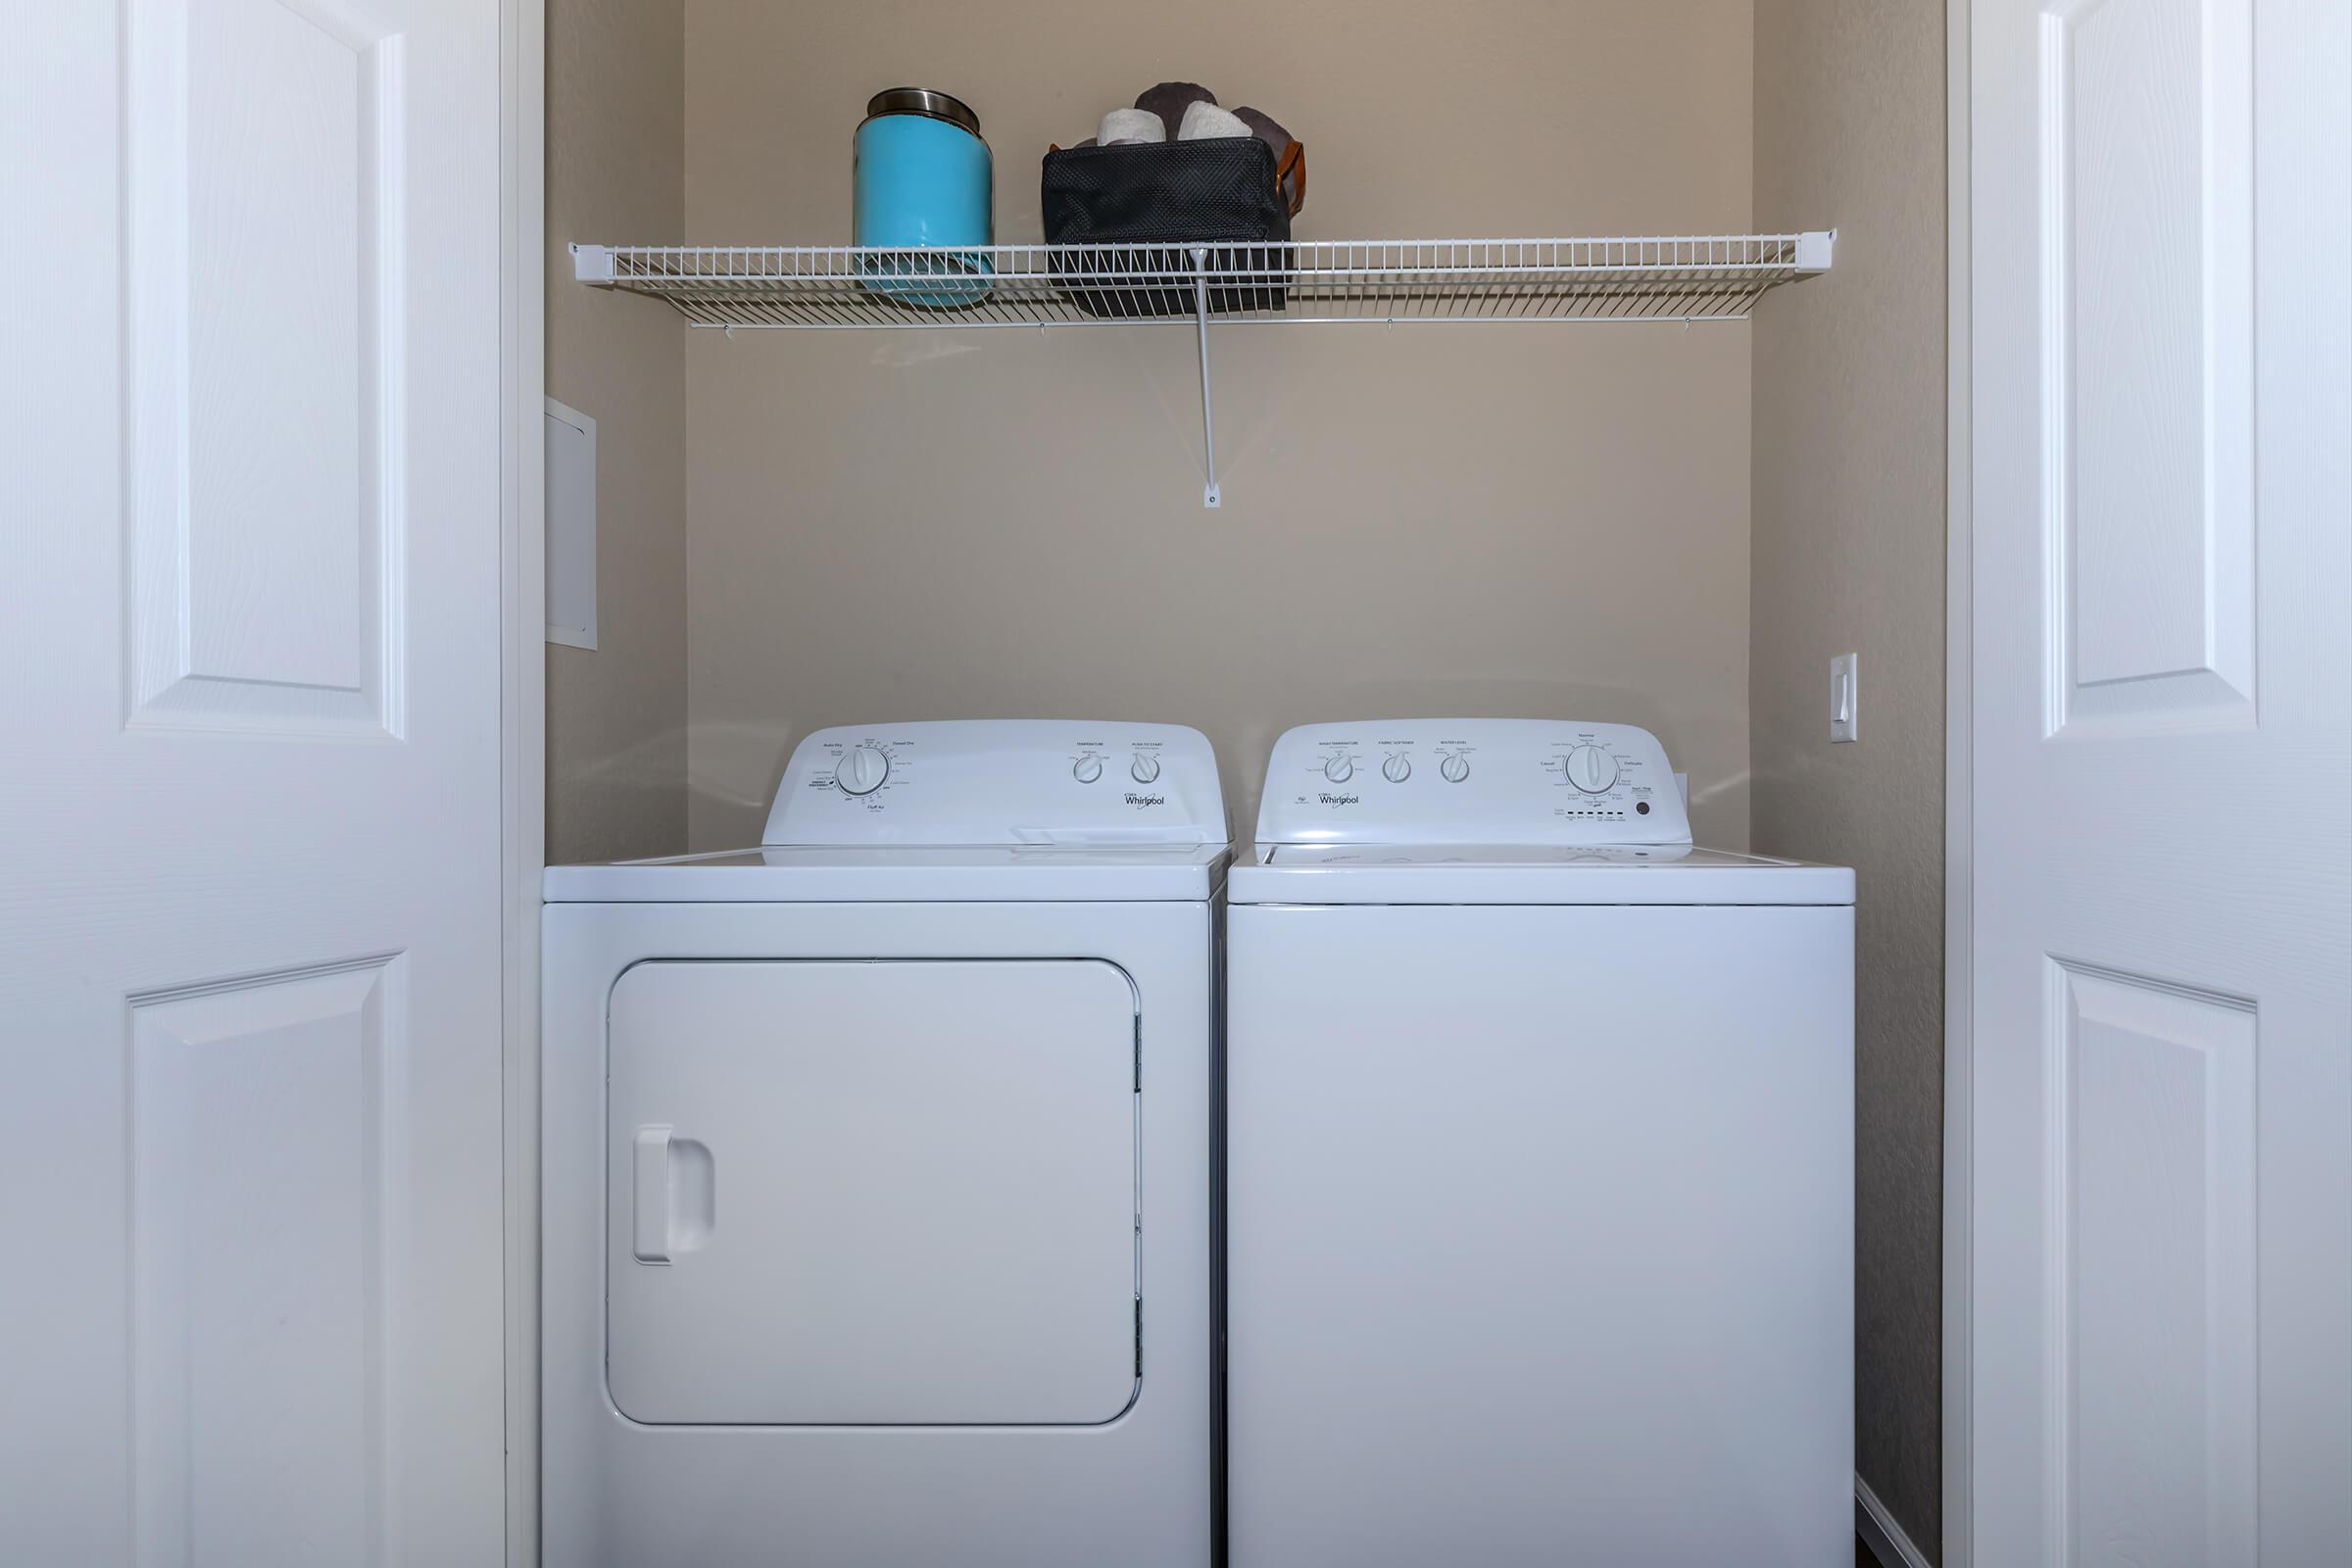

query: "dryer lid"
xmin=542 ymin=842 xmax=1229 ymax=903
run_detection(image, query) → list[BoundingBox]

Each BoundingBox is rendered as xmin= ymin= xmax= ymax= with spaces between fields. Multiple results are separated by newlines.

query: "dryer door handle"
xmin=632 ymin=1125 xmax=673 ymax=1264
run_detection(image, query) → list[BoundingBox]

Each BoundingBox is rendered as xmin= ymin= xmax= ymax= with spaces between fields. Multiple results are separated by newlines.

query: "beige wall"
xmin=545 ymin=0 xmax=690 ymax=863
xmin=681 ymin=0 xmax=1756 ymax=848
xmin=1752 ymin=1 xmax=1945 ymax=1555
xmin=552 ymin=9 xmax=1955 ymax=1543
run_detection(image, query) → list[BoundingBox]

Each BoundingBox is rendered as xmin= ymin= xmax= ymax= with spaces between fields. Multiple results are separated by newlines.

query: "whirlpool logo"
xmin=1125 ymin=793 xmax=1165 ymax=808
xmin=1318 ymin=793 xmax=1359 ymax=807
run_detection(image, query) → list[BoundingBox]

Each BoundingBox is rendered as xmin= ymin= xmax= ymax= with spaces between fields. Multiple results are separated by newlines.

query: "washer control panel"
xmin=765 ymin=720 xmax=1227 ymax=846
xmin=1254 ymin=719 xmax=1690 ymax=846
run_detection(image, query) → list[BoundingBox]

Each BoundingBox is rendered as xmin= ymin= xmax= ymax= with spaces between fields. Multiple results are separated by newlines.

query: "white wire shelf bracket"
xmin=574 ymin=232 xmax=1834 ymax=507
xmin=571 ymin=233 xmax=1835 ymax=329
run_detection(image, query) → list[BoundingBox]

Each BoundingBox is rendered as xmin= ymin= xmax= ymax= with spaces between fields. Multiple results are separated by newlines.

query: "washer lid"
xmin=1228 ymin=842 xmax=1853 ymax=906
xmin=544 ymin=843 xmax=1230 ymax=903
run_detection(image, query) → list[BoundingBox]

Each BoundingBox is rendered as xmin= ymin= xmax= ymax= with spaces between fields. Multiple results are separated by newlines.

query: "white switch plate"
xmin=1830 ymin=653 xmax=1859 ymax=743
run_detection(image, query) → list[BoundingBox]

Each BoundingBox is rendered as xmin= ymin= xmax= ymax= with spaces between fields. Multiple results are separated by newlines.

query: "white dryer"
xmin=1224 ymin=720 xmax=1854 ymax=1568
xmin=542 ymin=721 xmax=1226 ymax=1568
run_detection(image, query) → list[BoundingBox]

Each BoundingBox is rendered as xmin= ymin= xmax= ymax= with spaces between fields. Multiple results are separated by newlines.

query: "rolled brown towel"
xmin=1234 ymin=107 xmax=1303 ymax=214
xmin=1135 ymin=81 xmax=1216 ymax=140
xmin=1233 ymin=106 xmax=1291 ymax=147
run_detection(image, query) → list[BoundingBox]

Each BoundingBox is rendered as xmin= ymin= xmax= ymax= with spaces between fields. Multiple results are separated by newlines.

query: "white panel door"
xmin=606 ymin=960 xmax=1142 ymax=1427
xmin=1968 ymin=1 xmax=2351 ymax=1563
xmin=1 ymin=0 xmax=509 ymax=1562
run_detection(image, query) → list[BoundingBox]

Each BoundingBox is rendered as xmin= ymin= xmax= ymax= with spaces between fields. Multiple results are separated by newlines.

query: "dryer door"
xmin=606 ymin=958 xmax=1141 ymax=1426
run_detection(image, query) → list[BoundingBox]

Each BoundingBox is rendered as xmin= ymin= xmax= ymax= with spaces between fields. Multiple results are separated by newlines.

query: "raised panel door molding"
xmin=2042 ymin=957 xmax=2257 ymax=1566
xmin=123 ymin=0 xmax=409 ymax=737
xmin=128 ymin=954 xmax=407 ymax=1568
xmin=2039 ymin=0 xmax=2255 ymax=737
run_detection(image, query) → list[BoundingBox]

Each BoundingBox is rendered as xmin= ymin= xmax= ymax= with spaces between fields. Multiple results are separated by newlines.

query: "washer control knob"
xmin=1382 ymin=754 xmax=1411 ymax=784
xmin=834 ymin=745 xmax=890 ymax=796
xmin=1440 ymin=753 xmax=1470 ymax=784
xmin=1564 ymin=744 xmax=1619 ymax=794
xmin=1073 ymin=756 xmax=1104 ymax=784
xmin=1323 ymin=755 xmax=1354 ymax=784
xmin=1129 ymin=753 xmax=1160 ymax=784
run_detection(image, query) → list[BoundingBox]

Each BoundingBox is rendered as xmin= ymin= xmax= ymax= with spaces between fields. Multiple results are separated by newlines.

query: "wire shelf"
xmin=572 ymin=233 xmax=1834 ymax=328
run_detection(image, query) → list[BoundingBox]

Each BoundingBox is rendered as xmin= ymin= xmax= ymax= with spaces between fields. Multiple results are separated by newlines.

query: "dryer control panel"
xmin=1253 ymin=719 xmax=1690 ymax=847
xmin=765 ymin=720 xmax=1227 ymax=847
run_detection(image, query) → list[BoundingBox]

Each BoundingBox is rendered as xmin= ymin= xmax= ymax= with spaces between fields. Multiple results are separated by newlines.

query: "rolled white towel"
xmin=1136 ymin=82 xmax=1216 ymax=138
xmin=1097 ymin=107 xmax=1166 ymax=146
xmin=1178 ymin=100 xmax=1252 ymax=141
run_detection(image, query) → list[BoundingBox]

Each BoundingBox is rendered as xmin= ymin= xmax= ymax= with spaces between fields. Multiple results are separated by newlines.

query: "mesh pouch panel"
xmin=1041 ymin=139 xmax=1293 ymax=318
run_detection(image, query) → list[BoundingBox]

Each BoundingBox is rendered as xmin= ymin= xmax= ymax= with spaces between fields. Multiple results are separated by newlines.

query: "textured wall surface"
xmin=680 ymin=0 xmax=1756 ymax=848
xmin=1752 ymin=1 xmax=1946 ymax=1556
xmin=545 ymin=0 xmax=690 ymax=863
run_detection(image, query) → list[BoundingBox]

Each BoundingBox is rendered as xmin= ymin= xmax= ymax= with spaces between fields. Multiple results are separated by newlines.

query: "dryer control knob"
xmin=834 ymin=745 xmax=890 ymax=795
xmin=1073 ymin=756 xmax=1103 ymax=784
xmin=1323 ymin=756 xmax=1354 ymax=784
xmin=1130 ymin=753 xmax=1161 ymax=784
xmin=1382 ymin=754 xmax=1411 ymax=783
xmin=1565 ymin=744 xmax=1619 ymax=794
xmin=1440 ymin=753 xmax=1471 ymax=784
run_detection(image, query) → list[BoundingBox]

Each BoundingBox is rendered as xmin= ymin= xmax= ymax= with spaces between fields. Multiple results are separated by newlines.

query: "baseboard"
xmin=1856 ymin=1474 xmax=1934 ymax=1568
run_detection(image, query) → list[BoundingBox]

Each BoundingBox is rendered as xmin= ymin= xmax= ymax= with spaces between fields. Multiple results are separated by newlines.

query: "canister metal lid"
xmin=862 ymin=88 xmax=983 ymax=138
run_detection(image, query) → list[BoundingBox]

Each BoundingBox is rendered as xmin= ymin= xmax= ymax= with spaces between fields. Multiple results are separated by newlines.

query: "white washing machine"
xmin=1224 ymin=720 xmax=1854 ymax=1568
xmin=542 ymin=721 xmax=1226 ymax=1568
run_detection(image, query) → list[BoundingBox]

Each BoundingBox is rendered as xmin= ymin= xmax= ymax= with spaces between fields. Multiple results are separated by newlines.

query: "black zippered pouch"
xmin=1040 ymin=137 xmax=1303 ymax=318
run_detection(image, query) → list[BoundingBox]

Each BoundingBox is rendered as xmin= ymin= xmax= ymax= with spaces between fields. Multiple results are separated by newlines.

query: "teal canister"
xmin=854 ymin=88 xmax=992 ymax=305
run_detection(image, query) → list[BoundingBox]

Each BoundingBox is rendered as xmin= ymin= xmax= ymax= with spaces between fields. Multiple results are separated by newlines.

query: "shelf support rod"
xmin=1189 ymin=248 xmax=1220 ymax=509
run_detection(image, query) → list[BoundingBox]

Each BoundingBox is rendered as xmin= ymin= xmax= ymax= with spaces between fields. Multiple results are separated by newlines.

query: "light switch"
xmin=1830 ymin=653 xmax=1859 ymax=743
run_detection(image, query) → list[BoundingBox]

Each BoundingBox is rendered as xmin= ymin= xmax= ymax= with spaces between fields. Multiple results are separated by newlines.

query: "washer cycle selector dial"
xmin=1440 ymin=753 xmax=1470 ymax=784
xmin=1382 ymin=754 xmax=1411 ymax=783
xmin=1323 ymin=756 xmax=1354 ymax=784
xmin=834 ymin=745 xmax=890 ymax=795
xmin=1130 ymin=753 xmax=1160 ymax=784
xmin=1073 ymin=756 xmax=1104 ymax=784
xmin=1564 ymin=744 xmax=1619 ymax=794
